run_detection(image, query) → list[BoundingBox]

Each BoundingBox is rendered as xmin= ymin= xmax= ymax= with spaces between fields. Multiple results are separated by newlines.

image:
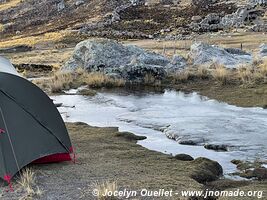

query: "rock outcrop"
xmin=64 ymin=39 xmax=185 ymax=81
xmin=189 ymin=6 xmax=265 ymax=32
xmin=189 ymin=42 xmax=253 ymax=68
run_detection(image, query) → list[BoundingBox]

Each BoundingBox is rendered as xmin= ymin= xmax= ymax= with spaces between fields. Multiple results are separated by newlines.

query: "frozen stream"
xmin=53 ymin=90 xmax=267 ymax=175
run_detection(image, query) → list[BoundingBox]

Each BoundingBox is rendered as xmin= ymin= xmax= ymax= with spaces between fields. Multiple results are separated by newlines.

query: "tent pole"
xmin=0 ymin=106 xmax=21 ymax=181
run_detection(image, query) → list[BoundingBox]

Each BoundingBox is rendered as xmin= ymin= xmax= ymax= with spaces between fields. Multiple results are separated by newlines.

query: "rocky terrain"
xmin=0 ymin=0 xmax=267 ymax=41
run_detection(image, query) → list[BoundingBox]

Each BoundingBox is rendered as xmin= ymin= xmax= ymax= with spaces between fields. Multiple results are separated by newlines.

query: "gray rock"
xmin=191 ymin=15 xmax=202 ymax=23
xmin=174 ymin=154 xmax=194 ymax=161
xmin=130 ymin=0 xmax=144 ymax=6
xmin=259 ymin=43 xmax=267 ymax=57
xmin=204 ymin=144 xmax=228 ymax=152
xmin=224 ymin=48 xmax=251 ymax=56
xmin=57 ymin=0 xmax=65 ymax=11
xmin=119 ymin=62 xmax=167 ymax=81
xmin=165 ymin=54 xmax=187 ymax=72
xmin=189 ymin=42 xmax=253 ymax=68
xmin=64 ymin=39 xmax=184 ymax=81
xmin=75 ymin=0 xmax=84 ymax=6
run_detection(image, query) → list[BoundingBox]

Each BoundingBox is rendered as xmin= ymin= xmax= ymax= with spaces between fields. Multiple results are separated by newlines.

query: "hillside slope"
xmin=0 ymin=0 xmax=266 ymax=47
xmin=0 ymin=0 xmax=128 ymax=39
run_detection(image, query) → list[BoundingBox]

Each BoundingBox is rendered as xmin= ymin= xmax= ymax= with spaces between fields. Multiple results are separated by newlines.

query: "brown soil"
xmin=172 ymin=80 xmax=267 ymax=108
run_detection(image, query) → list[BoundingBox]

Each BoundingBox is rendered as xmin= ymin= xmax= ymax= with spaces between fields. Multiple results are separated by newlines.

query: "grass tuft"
xmin=82 ymin=72 xmax=125 ymax=88
xmin=211 ymin=64 xmax=229 ymax=85
xmin=93 ymin=181 xmax=118 ymax=200
xmin=17 ymin=168 xmax=43 ymax=199
xmin=33 ymin=69 xmax=125 ymax=93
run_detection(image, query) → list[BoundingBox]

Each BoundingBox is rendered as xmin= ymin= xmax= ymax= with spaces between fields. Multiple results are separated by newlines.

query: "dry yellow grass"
xmin=17 ymin=168 xmax=43 ymax=199
xmin=237 ymin=65 xmax=255 ymax=84
xmin=171 ymin=61 xmax=267 ymax=86
xmin=171 ymin=66 xmax=210 ymax=83
xmin=33 ymin=69 xmax=125 ymax=93
xmin=237 ymin=63 xmax=266 ymax=84
xmin=83 ymin=72 xmax=125 ymax=88
xmin=49 ymin=71 xmax=74 ymax=92
xmin=172 ymin=69 xmax=193 ymax=83
xmin=196 ymin=65 xmax=209 ymax=79
xmin=211 ymin=64 xmax=229 ymax=84
xmin=93 ymin=181 xmax=118 ymax=200
xmin=8 ymin=48 xmax=72 ymax=68
xmin=0 ymin=24 xmax=4 ymax=32
xmin=0 ymin=32 xmax=66 ymax=48
xmin=0 ymin=0 xmax=21 ymax=11
xmin=259 ymin=58 xmax=267 ymax=76
xmin=144 ymin=73 xmax=162 ymax=86
xmin=33 ymin=71 xmax=74 ymax=93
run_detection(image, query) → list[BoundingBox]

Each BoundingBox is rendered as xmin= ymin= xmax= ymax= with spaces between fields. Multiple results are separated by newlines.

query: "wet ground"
xmin=53 ymin=89 xmax=267 ymax=176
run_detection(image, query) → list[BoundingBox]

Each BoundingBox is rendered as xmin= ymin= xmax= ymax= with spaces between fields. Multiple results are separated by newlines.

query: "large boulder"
xmin=64 ymin=39 xmax=185 ymax=81
xmin=189 ymin=42 xmax=253 ymax=68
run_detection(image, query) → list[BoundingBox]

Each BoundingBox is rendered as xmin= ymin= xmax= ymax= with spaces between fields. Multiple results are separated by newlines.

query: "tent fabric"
xmin=0 ymin=56 xmax=20 ymax=76
xmin=0 ymin=72 xmax=72 ymax=180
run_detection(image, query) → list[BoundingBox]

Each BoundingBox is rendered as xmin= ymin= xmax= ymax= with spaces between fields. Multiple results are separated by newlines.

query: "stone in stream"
xmin=204 ymin=144 xmax=228 ymax=152
xmin=178 ymin=140 xmax=198 ymax=146
xmin=63 ymin=39 xmax=186 ymax=81
xmin=189 ymin=42 xmax=253 ymax=68
xmin=174 ymin=154 xmax=194 ymax=161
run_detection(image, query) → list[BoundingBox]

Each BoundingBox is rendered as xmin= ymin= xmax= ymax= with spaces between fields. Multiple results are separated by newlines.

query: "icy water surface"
xmin=53 ymin=90 xmax=267 ymax=175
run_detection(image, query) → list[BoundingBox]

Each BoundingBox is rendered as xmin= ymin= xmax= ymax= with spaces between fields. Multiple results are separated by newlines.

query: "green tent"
xmin=0 ymin=57 xmax=73 ymax=188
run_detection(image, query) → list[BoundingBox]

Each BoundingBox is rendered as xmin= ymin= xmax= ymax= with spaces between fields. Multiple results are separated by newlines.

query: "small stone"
xmin=174 ymin=154 xmax=194 ymax=161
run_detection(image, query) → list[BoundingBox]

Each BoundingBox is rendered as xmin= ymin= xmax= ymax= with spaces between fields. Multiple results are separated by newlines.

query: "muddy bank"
xmin=1 ymin=122 xmax=265 ymax=199
xmin=172 ymin=80 xmax=267 ymax=108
